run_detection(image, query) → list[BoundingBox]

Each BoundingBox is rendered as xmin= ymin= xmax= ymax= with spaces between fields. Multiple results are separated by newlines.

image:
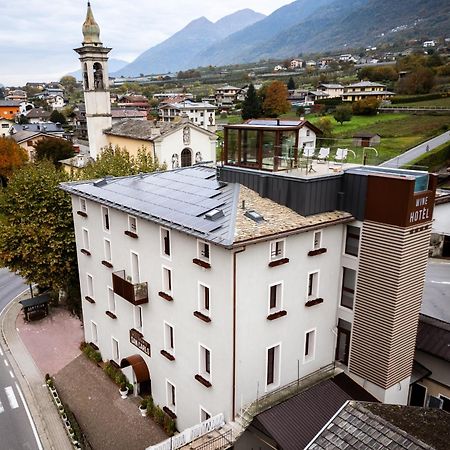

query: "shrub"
xmin=81 ymin=343 xmax=102 ymax=363
xmin=163 ymin=414 xmax=176 ymax=436
xmin=140 ymin=398 xmax=148 ymax=409
xmin=104 ymin=362 xmax=128 ymax=387
xmin=146 ymin=396 xmax=155 ymax=417
xmin=352 ymin=98 xmax=380 ymax=115
xmin=154 ymin=405 xmax=165 ymax=426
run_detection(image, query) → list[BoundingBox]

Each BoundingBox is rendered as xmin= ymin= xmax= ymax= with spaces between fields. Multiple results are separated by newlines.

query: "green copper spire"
xmin=82 ymin=2 xmax=101 ymax=45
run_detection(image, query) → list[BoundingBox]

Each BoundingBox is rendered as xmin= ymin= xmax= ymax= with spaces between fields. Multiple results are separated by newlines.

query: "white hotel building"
xmin=62 ymin=117 xmax=436 ymax=438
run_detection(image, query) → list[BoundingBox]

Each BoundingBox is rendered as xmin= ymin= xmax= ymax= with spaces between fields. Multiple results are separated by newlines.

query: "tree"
xmin=34 ymin=137 xmax=74 ymax=165
xmin=241 ymin=84 xmax=262 ymax=120
xmin=17 ymin=114 xmax=30 ymax=124
xmin=0 ymin=138 xmax=28 ymax=186
xmin=333 ymin=105 xmax=353 ymax=125
xmin=358 ymin=66 xmax=398 ymax=82
xmin=81 ymin=145 xmax=165 ymax=179
xmin=59 ymin=75 xmax=77 ymax=94
xmin=396 ymin=67 xmax=435 ymax=95
xmin=352 ymin=98 xmax=380 ymax=115
xmin=49 ymin=109 xmax=67 ymax=125
xmin=287 ymin=76 xmax=296 ymax=90
xmin=261 ymin=81 xmax=290 ymax=117
xmin=315 ymin=117 xmax=334 ymax=146
xmin=0 ymin=161 xmax=79 ymax=312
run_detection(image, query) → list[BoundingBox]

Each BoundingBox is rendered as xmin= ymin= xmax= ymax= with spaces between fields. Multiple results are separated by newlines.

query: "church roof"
xmin=104 ymin=119 xmax=216 ymax=141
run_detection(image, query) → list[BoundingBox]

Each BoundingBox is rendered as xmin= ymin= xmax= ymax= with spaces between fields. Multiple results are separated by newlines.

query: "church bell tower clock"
xmin=74 ymin=2 xmax=112 ymax=159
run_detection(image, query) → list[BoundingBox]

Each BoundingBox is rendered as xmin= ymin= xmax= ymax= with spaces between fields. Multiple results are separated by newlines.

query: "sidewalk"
xmin=1 ymin=294 xmax=167 ymax=450
xmin=0 ymin=294 xmax=73 ymax=450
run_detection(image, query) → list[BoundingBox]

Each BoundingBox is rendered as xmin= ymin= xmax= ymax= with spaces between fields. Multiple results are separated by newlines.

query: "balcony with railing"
xmin=112 ymin=270 xmax=148 ymax=305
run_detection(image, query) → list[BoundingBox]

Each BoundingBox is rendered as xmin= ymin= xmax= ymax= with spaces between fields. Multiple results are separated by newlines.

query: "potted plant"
xmin=119 ymin=382 xmax=128 ymax=399
xmin=139 ymin=398 xmax=148 ymax=417
xmin=68 ymin=427 xmax=75 ymax=439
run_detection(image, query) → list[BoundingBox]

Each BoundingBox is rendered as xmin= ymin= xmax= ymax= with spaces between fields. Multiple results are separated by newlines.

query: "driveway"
xmin=55 ymin=355 xmax=167 ymax=450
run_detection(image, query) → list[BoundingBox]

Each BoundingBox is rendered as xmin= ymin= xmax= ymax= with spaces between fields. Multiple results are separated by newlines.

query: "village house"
xmin=0 ymin=100 xmax=20 ymax=120
xmin=342 ymin=81 xmax=394 ymax=102
xmin=158 ymin=100 xmax=216 ymax=131
xmin=25 ymin=107 xmax=51 ymax=123
xmin=215 ymin=85 xmax=241 ymax=109
xmin=289 ymin=58 xmax=304 ymax=69
xmin=0 ymin=117 xmax=14 ymax=138
xmin=318 ymin=83 xmax=344 ymax=98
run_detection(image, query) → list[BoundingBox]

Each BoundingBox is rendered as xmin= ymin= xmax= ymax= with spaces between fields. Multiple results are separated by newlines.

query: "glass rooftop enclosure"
xmin=224 ymin=120 xmax=310 ymax=172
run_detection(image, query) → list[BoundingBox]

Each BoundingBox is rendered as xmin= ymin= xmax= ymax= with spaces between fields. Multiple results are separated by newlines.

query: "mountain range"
xmin=115 ymin=0 xmax=450 ymax=77
xmin=115 ymin=9 xmax=265 ymax=76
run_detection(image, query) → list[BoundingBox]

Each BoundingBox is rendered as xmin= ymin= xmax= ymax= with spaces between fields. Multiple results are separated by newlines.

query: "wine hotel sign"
xmin=130 ymin=328 xmax=151 ymax=357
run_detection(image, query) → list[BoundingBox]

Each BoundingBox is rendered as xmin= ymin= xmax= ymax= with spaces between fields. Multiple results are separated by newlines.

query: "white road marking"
xmin=15 ymin=382 xmax=43 ymax=450
xmin=428 ymin=280 xmax=450 ymax=285
xmin=5 ymin=386 xmax=19 ymax=409
xmin=9 ymin=370 xmax=15 ymax=379
xmin=0 ymin=399 xmax=3 ymax=414
xmin=0 ymin=347 xmax=3 ymax=356
xmin=4 ymin=359 xmax=9 ymax=367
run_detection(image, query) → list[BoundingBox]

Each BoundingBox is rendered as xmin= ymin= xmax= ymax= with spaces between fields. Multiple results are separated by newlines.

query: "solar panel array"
xmin=74 ymin=167 xmax=228 ymax=235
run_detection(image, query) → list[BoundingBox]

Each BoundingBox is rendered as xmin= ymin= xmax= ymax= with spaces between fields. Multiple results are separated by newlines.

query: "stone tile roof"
xmin=111 ymin=109 xmax=147 ymax=119
xmin=61 ymin=166 xmax=353 ymax=248
xmin=308 ymin=402 xmax=450 ymax=450
xmin=104 ymin=119 xmax=174 ymax=141
xmin=234 ymin=185 xmax=352 ymax=244
xmin=416 ymin=314 xmax=450 ymax=361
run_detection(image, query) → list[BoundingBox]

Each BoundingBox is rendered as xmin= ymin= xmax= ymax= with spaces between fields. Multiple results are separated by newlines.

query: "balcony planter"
xmin=308 ymin=248 xmax=327 ymax=257
xmin=76 ymin=211 xmax=87 ymax=217
xmin=195 ymin=374 xmax=212 ymax=388
xmin=267 ymin=310 xmax=287 ymax=320
xmin=268 ymin=258 xmax=289 ymax=267
xmin=158 ymin=291 xmax=173 ymax=302
xmin=193 ymin=311 xmax=211 ymax=323
xmin=80 ymin=248 xmax=91 ymax=256
xmin=305 ymin=298 xmax=324 ymax=307
xmin=160 ymin=350 xmax=175 ymax=361
xmin=124 ymin=230 xmax=138 ymax=239
xmin=102 ymin=260 xmax=113 ymax=268
xmin=192 ymin=258 xmax=211 ymax=269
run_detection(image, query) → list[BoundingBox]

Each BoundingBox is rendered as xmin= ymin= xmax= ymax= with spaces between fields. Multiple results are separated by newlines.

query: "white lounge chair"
xmin=302 ymin=146 xmax=315 ymax=158
xmin=334 ymin=148 xmax=349 ymax=163
xmin=317 ymin=147 xmax=330 ymax=163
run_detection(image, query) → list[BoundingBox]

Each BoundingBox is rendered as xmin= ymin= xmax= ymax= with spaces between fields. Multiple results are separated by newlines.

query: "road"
xmin=381 ymin=130 xmax=450 ymax=168
xmin=0 ymin=268 xmax=42 ymax=450
xmin=422 ymin=259 xmax=450 ymax=323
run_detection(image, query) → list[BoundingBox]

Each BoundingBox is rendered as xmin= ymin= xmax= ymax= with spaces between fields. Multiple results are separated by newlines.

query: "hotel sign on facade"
xmin=130 ymin=328 xmax=151 ymax=357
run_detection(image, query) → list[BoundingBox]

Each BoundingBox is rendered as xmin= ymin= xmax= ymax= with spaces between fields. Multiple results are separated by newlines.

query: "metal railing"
xmin=194 ymin=430 xmax=233 ymax=450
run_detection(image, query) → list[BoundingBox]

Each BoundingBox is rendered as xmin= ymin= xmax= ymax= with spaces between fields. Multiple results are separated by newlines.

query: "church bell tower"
xmin=75 ymin=2 xmax=112 ymax=159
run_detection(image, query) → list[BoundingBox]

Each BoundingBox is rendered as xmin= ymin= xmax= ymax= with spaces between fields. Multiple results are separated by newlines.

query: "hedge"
xmin=391 ymin=92 xmax=450 ymax=104
xmin=407 ymin=143 xmax=450 ymax=172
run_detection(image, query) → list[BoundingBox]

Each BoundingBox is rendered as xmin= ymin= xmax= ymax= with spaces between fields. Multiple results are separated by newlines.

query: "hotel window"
xmin=307 ymin=271 xmax=319 ymax=299
xmin=341 ymin=268 xmax=356 ymax=309
xmin=80 ymin=198 xmax=87 ymax=212
xmin=199 ymin=345 xmax=211 ymax=380
xmin=108 ymin=287 xmax=116 ymax=314
xmin=104 ymin=239 xmax=112 ymax=263
xmin=266 ymin=344 xmax=280 ymax=388
xmin=86 ymin=274 xmax=94 ymax=298
xmin=197 ymin=240 xmax=210 ymax=263
xmin=131 ymin=252 xmax=140 ymax=283
xmin=162 ymin=267 xmax=172 ymax=293
xmin=164 ymin=322 xmax=175 ymax=355
xmin=91 ymin=321 xmax=98 ymax=345
xmin=102 ymin=206 xmax=110 ymax=232
xmin=270 ymin=239 xmax=285 ymax=261
xmin=268 ymin=283 xmax=282 ymax=313
xmin=199 ymin=283 xmax=210 ymax=315
xmin=161 ymin=227 xmax=171 ymax=258
xmin=112 ymin=337 xmax=120 ymax=363
xmin=313 ymin=230 xmax=322 ymax=250
xmin=200 ymin=407 xmax=211 ymax=422
xmin=345 ymin=225 xmax=360 ymax=257
xmin=128 ymin=216 xmax=137 ymax=233
xmin=304 ymin=329 xmax=316 ymax=362
xmin=82 ymin=228 xmax=90 ymax=251
xmin=166 ymin=381 xmax=176 ymax=411
xmin=134 ymin=306 xmax=143 ymax=332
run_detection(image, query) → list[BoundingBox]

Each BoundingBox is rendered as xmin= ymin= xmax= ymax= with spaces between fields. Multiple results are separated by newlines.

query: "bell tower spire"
xmin=75 ymin=2 xmax=112 ymax=159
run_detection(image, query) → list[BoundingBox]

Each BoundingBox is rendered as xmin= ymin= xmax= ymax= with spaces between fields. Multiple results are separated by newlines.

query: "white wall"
xmin=72 ymin=195 xmax=233 ymax=430
xmin=155 ymin=126 xmax=216 ymax=169
xmin=298 ymin=126 xmax=316 ymax=150
xmin=234 ymin=224 xmax=345 ymax=411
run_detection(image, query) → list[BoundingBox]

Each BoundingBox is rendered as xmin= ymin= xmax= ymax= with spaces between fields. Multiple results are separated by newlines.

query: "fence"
xmin=147 ymin=413 xmax=225 ymax=450
xmin=194 ymin=429 xmax=233 ymax=450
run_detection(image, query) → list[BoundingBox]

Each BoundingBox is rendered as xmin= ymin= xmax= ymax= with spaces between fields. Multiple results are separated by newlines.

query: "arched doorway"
xmin=181 ymin=148 xmax=192 ymax=167
xmin=120 ymin=354 xmax=151 ymax=396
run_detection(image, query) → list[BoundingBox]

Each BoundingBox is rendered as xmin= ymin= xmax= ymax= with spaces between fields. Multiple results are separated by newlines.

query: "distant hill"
xmin=70 ymin=58 xmax=129 ymax=80
xmin=115 ymin=9 xmax=266 ymax=76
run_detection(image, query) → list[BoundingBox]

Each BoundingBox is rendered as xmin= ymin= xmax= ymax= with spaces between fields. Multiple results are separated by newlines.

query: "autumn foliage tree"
xmin=0 ymin=137 xmax=28 ymax=186
xmin=0 ymin=161 xmax=79 ymax=311
xmin=261 ymin=81 xmax=291 ymax=117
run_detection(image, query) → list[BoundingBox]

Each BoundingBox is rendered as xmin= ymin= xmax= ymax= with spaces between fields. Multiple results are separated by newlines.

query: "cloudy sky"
xmin=1 ymin=0 xmax=293 ymax=86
